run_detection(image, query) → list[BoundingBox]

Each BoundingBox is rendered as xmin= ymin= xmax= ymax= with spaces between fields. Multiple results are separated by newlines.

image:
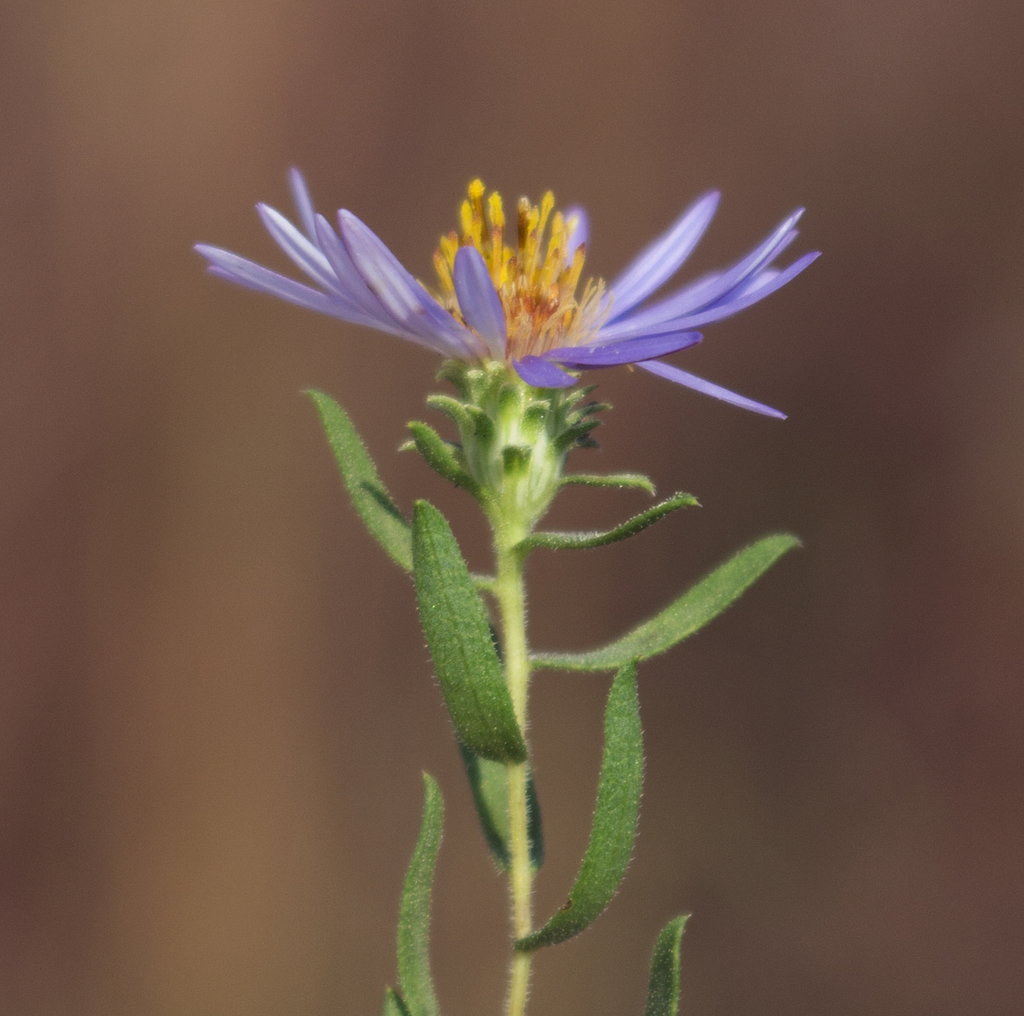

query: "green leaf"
xmin=516 ymin=661 xmax=642 ymax=950
xmin=407 ymin=421 xmax=481 ymax=496
xmin=516 ymin=492 xmax=698 ymax=553
xmin=397 ymin=774 xmax=444 ymax=1016
xmin=307 ymin=390 xmax=412 ymax=572
xmin=644 ymin=916 xmax=688 ymax=1016
xmin=382 ymin=987 xmax=412 ymax=1016
xmin=459 ymin=743 xmax=544 ymax=871
xmin=532 ymin=533 xmax=801 ymax=672
xmin=561 ymin=473 xmax=656 ymax=495
xmin=412 ymin=501 xmax=527 ymax=764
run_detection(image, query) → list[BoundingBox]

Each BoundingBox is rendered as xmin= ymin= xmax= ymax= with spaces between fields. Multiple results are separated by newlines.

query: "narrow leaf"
xmin=407 ymin=421 xmax=481 ymax=496
xmin=413 ymin=501 xmax=527 ymax=763
xmin=383 ymin=988 xmax=412 ymax=1016
xmin=532 ymin=533 xmax=800 ymax=672
xmin=644 ymin=916 xmax=688 ymax=1016
xmin=308 ymin=390 xmax=412 ymax=571
xmin=397 ymin=774 xmax=444 ymax=1016
xmin=517 ymin=492 xmax=698 ymax=553
xmin=561 ymin=472 xmax=656 ymax=495
xmin=516 ymin=661 xmax=642 ymax=950
xmin=460 ymin=743 xmax=544 ymax=871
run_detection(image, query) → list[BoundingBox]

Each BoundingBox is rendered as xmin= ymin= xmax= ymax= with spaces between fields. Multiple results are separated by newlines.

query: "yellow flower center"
xmin=433 ymin=179 xmax=607 ymax=360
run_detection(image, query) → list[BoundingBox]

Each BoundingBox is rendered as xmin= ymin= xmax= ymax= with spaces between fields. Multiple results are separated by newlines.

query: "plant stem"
xmin=495 ymin=537 xmax=533 ymax=1016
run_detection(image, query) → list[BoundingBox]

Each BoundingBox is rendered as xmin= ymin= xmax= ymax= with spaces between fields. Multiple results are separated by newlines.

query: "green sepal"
xmin=502 ymin=444 xmax=532 ymax=476
xmin=644 ymin=916 xmax=689 ymax=1016
xmin=407 ymin=421 xmax=481 ymax=497
xmin=521 ymin=403 xmax=549 ymax=432
xmin=307 ymin=390 xmax=412 ymax=572
xmin=567 ymin=384 xmax=599 ymax=403
xmin=531 ymin=534 xmax=801 ymax=672
xmin=435 ymin=360 xmax=474 ymax=400
xmin=466 ymin=407 xmax=496 ymax=442
xmin=459 ymin=743 xmax=544 ymax=872
xmin=397 ymin=774 xmax=444 ymax=1016
xmin=412 ymin=501 xmax=527 ymax=764
xmin=516 ymin=661 xmax=642 ymax=950
xmin=553 ymin=417 xmax=602 ymax=453
xmin=424 ymin=393 xmax=468 ymax=424
xmin=516 ymin=492 xmax=698 ymax=554
xmin=382 ymin=987 xmax=412 ymax=1016
xmin=561 ymin=473 xmax=657 ymax=495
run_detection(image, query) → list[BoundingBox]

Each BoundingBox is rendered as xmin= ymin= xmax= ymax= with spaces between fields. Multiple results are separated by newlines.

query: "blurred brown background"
xmin=2 ymin=0 xmax=1023 ymax=1013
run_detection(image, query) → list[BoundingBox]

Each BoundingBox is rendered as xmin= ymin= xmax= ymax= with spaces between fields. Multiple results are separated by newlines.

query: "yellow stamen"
xmin=465 ymin=179 xmax=486 ymax=248
xmin=562 ymin=244 xmax=586 ymax=296
xmin=433 ymin=249 xmax=453 ymax=295
xmin=517 ymin=197 xmax=530 ymax=253
xmin=487 ymin=191 xmax=505 ymax=288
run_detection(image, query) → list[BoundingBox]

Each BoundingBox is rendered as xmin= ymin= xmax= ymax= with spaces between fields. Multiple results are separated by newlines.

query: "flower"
xmin=196 ymin=172 xmax=818 ymax=418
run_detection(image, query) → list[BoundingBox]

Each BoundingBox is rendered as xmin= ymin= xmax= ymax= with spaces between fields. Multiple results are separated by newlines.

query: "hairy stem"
xmin=495 ymin=538 xmax=532 ymax=1016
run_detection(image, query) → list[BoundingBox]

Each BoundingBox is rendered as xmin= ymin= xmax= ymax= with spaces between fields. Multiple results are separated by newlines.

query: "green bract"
xmin=428 ymin=361 xmax=607 ymax=534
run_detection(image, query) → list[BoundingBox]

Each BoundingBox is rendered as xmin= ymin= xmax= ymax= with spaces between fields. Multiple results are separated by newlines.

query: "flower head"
xmin=196 ymin=172 xmax=818 ymax=417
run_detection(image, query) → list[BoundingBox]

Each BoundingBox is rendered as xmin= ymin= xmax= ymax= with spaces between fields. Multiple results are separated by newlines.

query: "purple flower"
xmin=196 ymin=173 xmax=818 ymax=418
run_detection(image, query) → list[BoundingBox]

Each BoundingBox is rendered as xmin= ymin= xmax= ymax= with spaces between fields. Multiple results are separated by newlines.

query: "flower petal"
xmin=287 ymin=167 xmax=319 ymax=241
xmin=636 ymin=359 xmax=786 ymax=418
xmin=453 ymin=246 xmax=507 ymax=359
xmin=668 ymin=251 xmax=820 ymax=328
xmin=606 ymin=191 xmax=720 ymax=320
xmin=339 ymin=210 xmax=486 ymax=360
xmin=546 ymin=331 xmax=702 ymax=367
xmin=599 ymin=250 xmax=820 ymax=340
xmin=257 ymin=203 xmax=346 ymax=296
xmin=195 ymin=245 xmax=389 ymax=327
xmin=611 ymin=210 xmax=804 ymax=336
xmin=513 ymin=356 xmax=578 ymax=388
xmin=315 ymin=214 xmax=417 ymax=333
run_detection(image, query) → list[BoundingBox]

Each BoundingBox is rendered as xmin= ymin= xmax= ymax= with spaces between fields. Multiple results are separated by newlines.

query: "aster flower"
xmin=196 ymin=172 xmax=818 ymax=418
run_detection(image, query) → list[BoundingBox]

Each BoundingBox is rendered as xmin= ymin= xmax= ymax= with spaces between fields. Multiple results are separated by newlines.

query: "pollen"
xmin=433 ymin=180 xmax=607 ymax=360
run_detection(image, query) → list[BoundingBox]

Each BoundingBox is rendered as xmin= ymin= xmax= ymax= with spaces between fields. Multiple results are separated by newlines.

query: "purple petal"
xmin=339 ymin=210 xmax=486 ymax=360
xmin=257 ymin=203 xmax=346 ymax=296
xmin=620 ymin=209 xmax=805 ymax=332
xmin=513 ymin=356 xmax=578 ymax=388
xmin=546 ymin=331 xmax=702 ymax=367
xmin=636 ymin=359 xmax=786 ymax=418
xmin=606 ymin=191 xmax=720 ymax=320
xmin=668 ymin=251 xmax=820 ymax=328
xmin=694 ymin=211 xmax=804 ymax=306
xmin=599 ymin=250 xmax=820 ymax=340
xmin=453 ymin=246 xmax=507 ymax=359
xmin=288 ymin=167 xmax=319 ymax=241
xmin=196 ymin=245 xmax=389 ymax=327
xmin=314 ymin=214 xmax=413 ymax=332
